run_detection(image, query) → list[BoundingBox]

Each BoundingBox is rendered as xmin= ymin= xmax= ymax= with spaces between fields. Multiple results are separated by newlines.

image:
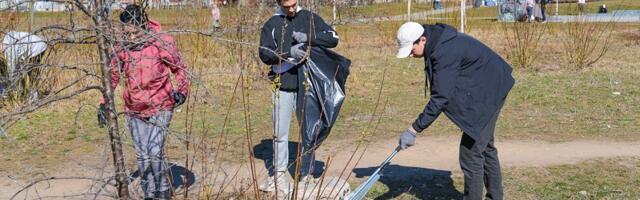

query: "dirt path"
xmin=324 ymin=136 xmax=640 ymax=174
xmin=3 ymin=136 xmax=640 ymax=199
xmin=336 ymin=7 xmax=466 ymax=25
xmin=548 ymin=10 xmax=640 ymax=23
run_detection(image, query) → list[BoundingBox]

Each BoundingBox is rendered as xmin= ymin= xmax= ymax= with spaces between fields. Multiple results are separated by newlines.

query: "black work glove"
xmin=97 ymin=103 xmax=107 ymax=128
xmin=398 ymin=128 xmax=417 ymax=150
xmin=172 ymin=91 xmax=186 ymax=108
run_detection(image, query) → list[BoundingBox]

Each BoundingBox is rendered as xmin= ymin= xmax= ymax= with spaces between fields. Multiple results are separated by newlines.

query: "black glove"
xmin=97 ymin=103 xmax=107 ymax=128
xmin=398 ymin=129 xmax=417 ymax=150
xmin=172 ymin=91 xmax=186 ymax=108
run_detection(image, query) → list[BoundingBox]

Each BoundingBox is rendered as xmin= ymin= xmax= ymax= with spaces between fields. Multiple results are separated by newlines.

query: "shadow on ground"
xmin=353 ymin=165 xmax=462 ymax=200
xmin=253 ymin=139 xmax=325 ymax=178
xmin=130 ymin=163 xmax=196 ymax=191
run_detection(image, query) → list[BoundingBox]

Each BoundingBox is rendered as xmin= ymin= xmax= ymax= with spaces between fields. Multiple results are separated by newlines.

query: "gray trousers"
xmin=459 ymin=110 xmax=503 ymax=200
xmin=272 ymin=90 xmax=315 ymax=178
xmin=128 ymin=111 xmax=172 ymax=198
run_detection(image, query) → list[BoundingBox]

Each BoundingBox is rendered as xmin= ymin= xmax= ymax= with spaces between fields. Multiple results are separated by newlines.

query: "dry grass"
xmin=364 ymin=157 xmax=640 ymax=199
xmin=557 ymin=21 xmax=614 ymax=70
xmin=502 ymin=157 xmax=640 ymax=199
xmin=503 ymin=22 xmax=548 ymax=70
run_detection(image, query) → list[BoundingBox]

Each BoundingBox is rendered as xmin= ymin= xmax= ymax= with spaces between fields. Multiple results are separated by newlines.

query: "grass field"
xmin=362 ymin=157 xmax=640 ymax=199
xmin=1 ymin=1 xmax=639 ymax=199
xmin=323 ymin=0 xmax=640 ymax=19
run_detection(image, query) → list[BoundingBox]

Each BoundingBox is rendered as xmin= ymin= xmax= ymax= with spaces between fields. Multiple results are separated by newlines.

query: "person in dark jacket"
xmin=599 ymin=4 xmax=608 ymax=13
xmin=258 ymin=0 xmax=339 ymax=196
xmin=538 ymin=0 xmax=548 ymax=22
xmin=395 ymin=22 xmax=515 ymax=200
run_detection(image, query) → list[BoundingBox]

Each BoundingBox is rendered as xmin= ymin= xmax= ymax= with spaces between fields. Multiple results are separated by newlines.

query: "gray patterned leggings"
xmin=128 ymin=111 xmax=173 ymax=198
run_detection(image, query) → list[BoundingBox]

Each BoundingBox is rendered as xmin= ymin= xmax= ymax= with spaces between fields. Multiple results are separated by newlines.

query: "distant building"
xmin=1 ymin=0 xmax=68 ymax=11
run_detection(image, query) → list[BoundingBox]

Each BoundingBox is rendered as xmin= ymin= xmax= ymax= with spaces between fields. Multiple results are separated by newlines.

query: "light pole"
xmin=30 ymin=0 xmax=35 ymax=33
xmin=461 ymin=0 xmax=466 ymax=33
xmin=333 ymin=0 xmax=337 ymax=23
xmin=556 ymin=0 xmax=559 ymax=17
xmin=408 ymin=0 xmax=412 ymax=21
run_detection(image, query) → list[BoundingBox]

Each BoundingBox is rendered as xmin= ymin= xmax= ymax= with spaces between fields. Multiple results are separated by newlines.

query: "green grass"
xmin=553 ymin=0 xmax=640 ymax=15
xmin=361 ymin=157 xmax=640 ymax=199
xmin=318 ymin=2 xmax=432 ymax=19
xmin=504 ymin=157 xmax=640 ymax=199
xmin=315 ymin=0 xmax=640 ymax=24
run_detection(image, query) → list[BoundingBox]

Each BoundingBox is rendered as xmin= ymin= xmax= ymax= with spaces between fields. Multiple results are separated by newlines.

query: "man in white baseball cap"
xmin=395 ymin=22 xmax=425 ymax=58
xmin=395 ymin=22 xmax=515 ymax=200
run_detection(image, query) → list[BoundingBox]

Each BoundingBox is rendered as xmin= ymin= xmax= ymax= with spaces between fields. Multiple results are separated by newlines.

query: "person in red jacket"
xmin=97 ymin=5 xmax=190 ymax=200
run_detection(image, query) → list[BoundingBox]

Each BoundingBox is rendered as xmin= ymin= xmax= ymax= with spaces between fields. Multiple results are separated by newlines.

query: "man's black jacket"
xmin=258 ymin=7 xmax=339 ymax=91
xmin=413 ymin=24 xmax=515 ymax=142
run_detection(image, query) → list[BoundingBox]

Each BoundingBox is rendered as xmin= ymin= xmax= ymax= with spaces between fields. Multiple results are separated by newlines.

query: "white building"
xmin=0 ymin=0 xmax=68 ymax=11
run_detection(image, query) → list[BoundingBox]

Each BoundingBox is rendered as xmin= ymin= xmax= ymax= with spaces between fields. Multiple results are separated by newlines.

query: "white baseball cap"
xmin=396 ymin=22 xmax=425 ymax=58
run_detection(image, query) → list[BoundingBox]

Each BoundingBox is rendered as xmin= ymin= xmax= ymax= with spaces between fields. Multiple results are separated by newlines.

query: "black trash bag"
xmin=296 ymin=46 xmax=350 ymax=152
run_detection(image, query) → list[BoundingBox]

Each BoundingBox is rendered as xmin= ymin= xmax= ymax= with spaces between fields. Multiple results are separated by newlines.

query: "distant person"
xmin=1 ymin=31 xmax=48 ymax=100
xmin=578 ymin=0 xmax=586 ymax=15
xmin=599 ymin=4 xmax=608 ymax=14
xmin=97 ymin=5 xmax=190 ymax=200
xmin=211 ymin=2 xmax=221 ymax=31
xmin=538 ymin=0 xmax=547 ymax=22
xmin=473 ymin=0 xmax=482 ymax=8
xmin=526 ymin=0 xmax=536 ymax=22
xmin=394 ymin=22 xmax=514 ymax=200
xmin=433 ymin=0 xmax=443 ymax=10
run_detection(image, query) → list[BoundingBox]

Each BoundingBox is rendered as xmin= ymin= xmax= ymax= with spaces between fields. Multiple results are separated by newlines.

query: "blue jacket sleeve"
xmin=412 ymin=51 xmax=461 ymax=133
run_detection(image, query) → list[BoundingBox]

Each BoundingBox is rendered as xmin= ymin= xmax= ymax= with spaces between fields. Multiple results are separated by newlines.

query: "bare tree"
xmin=1 ymin=0 xmax=133 ymax=198
xmin=503 ymin=22 xmax=547 ymax=70
xmin=93 ymin=0 xmax=131 ymax=197
xmin=558 ymin=20 xmax=614 ymax=70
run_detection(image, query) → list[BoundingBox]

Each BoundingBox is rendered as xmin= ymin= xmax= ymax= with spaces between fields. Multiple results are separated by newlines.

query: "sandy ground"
xmin=2 ymin=135 xmax=640 ymax=199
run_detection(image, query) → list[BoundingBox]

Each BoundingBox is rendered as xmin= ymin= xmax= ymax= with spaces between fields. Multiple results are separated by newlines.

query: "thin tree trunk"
xmin=94 ymin=0 xmax=130 ymax=198
xmin=332 ymin=0 xmax=336 ymax=23
xmin=29 ymin=0 xmax=35 ymax=32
